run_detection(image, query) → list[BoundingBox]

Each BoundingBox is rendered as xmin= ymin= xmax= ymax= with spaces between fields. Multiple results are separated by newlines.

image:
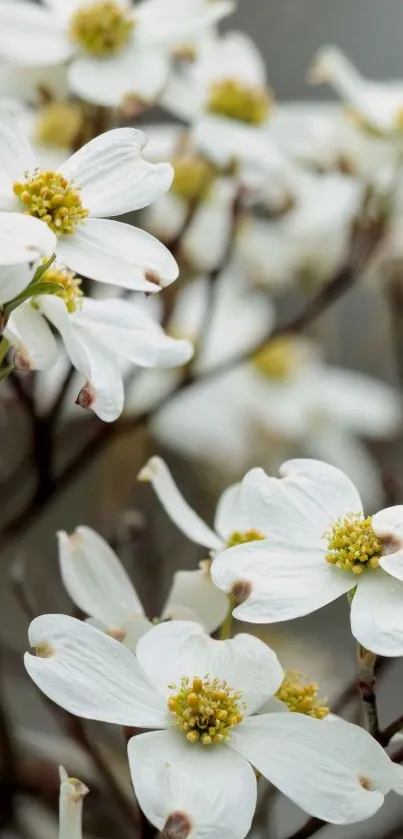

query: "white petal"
xmin=350 ymin=570 xmax=403 ymax=656
xmin=195 ymin=30 xmax=266 ymax=88
xmin=135 ymin=0 xmax=234 ymax=45
xmin=317 ymin=368 xmax=403 ymax=439
xmin=68 ymin=49 xmax=170 ymax=108
xmin=39 ymin=295 xmax=124 ymax=422
xmin=0 ymin=263 xmax=32 ymax=304
xmin=25 ymin=614 xmax=167 ymax=727
xmin=128 ymin=728 xmax=256 ymax=839
xmin=230 ymin=713 xmax=393 ymax=823
xmin=72 ymin=297 xmax=160 ymax=368
xmin=0 ymin=1 xmax=72 ymax=66
xmin=0 ymin=212 xmax=56 ymax=267
xmin=58 ymin=526 xmax=144 ymax=628
xmin=214 ymin=483 xmax=245 ymax=541
xmin=136 ymin=620 xmax=283 ymax=713
xmin=138 ymin=456 xmax=223 ymax=550
xmin=0 ymin=106 xmax=36 ymax=179
xmin=211 ymin=540 xmax=353 ymax=623
xmin=240 ymin=459 xmax=363 ymax=547
xmin=373 ymin=506 xmax=403 ymax=581
xmin=59 ymin=771 xmax=88 ymax=839
xmin=6 ymin=300 xmax=58 ymax=369
xmin=182 ymin=178 xmax=237 ymax=272
xmin=161 ymin=567 xmax=229 ymax=634
xmin=59 ymin=128 xmax=173 ymax=217
xmin=56 ymin=219 xmax=178 ymax=292
xmin=192 ymin=116 xmax=279 ymax=170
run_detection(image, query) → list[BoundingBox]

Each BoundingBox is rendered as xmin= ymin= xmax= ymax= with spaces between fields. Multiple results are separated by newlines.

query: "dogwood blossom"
xmin=5 ymin=278 xmax=193 ymax=420
xmin=0 ymin=0 xmax=234 ymax=108
xmin=0 ymin=109 xmax=178 ymax=292
xmin=25 ymin=617 xmax=403 ymax=835
xmin=308 ymin=45 xmax=403 ymax=136
xmin=0 ymin=211 xmax=56 ymax=303
xmin=58 ymin=524 xmax=228 ymax=643
xmin=212 ymin=458 xmax=403 ymax=656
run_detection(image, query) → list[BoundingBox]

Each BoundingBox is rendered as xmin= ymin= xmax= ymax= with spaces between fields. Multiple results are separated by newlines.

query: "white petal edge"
xmin=161 ymin=567 xmax=229 ymax=634
xmin=350 ymin=570 xmax=403 ymax=656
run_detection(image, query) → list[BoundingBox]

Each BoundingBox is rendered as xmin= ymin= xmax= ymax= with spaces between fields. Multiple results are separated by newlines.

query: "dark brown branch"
xmin=356 ymin=645 xmax=381 ymax=740
xmin=379 ymin=713 xmax=403 ymax=747
xmin=285 ymin=816 xmax=325 ymax=839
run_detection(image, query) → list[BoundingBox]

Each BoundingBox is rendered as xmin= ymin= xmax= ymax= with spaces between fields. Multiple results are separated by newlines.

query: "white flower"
xmin=0 ymin=0 xmax=234 ymax=108
xmin=0 ymin=211 xmax=56 ymax=303
xmin=308 ymin=45 xmax=403 ymax=136
xmin=211 ymin=458 xmax=403 ymax=656
xmin=58 ymin=524 xmax=228 ymax=642
xmin=162 ymin=31 xmax=284 ymax=174
xmin=0 ymin=108 xmax=178 ymax=293
xmin=139 ymin=455 xmax=275 ymax=557
xmin=237 ymin=168 xmax=362 ymax=289
xmin=25 ymin=616 xmax=403 ymax=834
xmin=59 ymin=767 xmax=88 ymax=839
xmin=5 ymin=286 xmax=193 ymax=420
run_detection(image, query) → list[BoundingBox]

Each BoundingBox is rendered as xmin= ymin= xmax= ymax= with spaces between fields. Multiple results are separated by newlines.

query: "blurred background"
xmin=1 ymin=1 xmax=403 ymax=839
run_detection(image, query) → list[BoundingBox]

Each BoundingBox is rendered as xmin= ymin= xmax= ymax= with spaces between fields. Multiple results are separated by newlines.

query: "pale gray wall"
xmin=229 ymin=0 xmax=403 ymax=98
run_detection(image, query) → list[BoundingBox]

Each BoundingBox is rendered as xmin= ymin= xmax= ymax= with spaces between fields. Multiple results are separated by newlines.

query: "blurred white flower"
xmin=212 ymin=458 xmax=403 ymax=656
xmin=0 ymin=0 xmax=234 ymax=108
xmin=6 ymin=274 xmax=193 ymax=420
xmin=58 ymin=524 xmax=228 ymax=642
xmin=308 ymin=45 xmax=403 ymax=136
xmin=25 ymin=616 xmax=403 ymax=833
xmin=162 ymin=31 xmax=286 ymax=175
xmin=59 ymin=767 xmax=88 ymax=839
xmin=238 ymin=168 xmax=361 ymax=289
xmin=0 ymin=109 xmax=178 ymax=293
xmin=0 ymin=211 xmax=56 ymax=303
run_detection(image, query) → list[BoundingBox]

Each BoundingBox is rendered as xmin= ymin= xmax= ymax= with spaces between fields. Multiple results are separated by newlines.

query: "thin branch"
xmin=356 ymin=644 xmax=381 ymax=740
xmin=379 ymin=713 xmax=403 ymax=746
xmin=285 ymin=816 xmax=325 ymax=839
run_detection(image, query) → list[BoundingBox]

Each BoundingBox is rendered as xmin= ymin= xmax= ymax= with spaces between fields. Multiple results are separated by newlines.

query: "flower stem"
xmin=356 ymin=643 xmax=381 ymax=740
xmin=219 ymin=595 xmax=235 ymax=640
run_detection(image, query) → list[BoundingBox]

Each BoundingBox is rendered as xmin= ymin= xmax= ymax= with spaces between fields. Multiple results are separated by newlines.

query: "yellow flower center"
xmin=34 ymin=102 xmax=84 ymax=150
xmin=69 ymin=1 xmax=135 ymax=57
xmin=226 ymin=529 xmax=265 ymax=549
xmin=41 ymin=260 xmax=83 ymax=313
xmin=253 ymin=336 xmax=297 ymax=381
xmin=325 ymin=513 xmax=382 ymax=575
xmin=207 ymin=78 xmax=272 ymax=125
xmin=168 ymin=676 xmax=244 ymax=745
xmin=171 ymin=156 xmax=217 ymax=202
xmin=276 ymin=670 xmax=329 ymax=719
xmin=14 ymin=171 xmax=89 ymax=236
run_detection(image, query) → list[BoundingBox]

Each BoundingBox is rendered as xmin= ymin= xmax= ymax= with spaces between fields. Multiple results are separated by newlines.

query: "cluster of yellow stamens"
xmin=35 ymin=102 xmax=84 ymax=150
xmin=207 ymin=79 xmax=271 ymax=125
xmin=253 ymin=336 xmax=297 ymax=381
xmin=276 ymin=670 xmax=329 ymax=719
xmin=14 ymin=172 xmax=88 ymax=236
xmin=325 ymin=513 xmax=382 ymax=575
xmin=226 ymin=529 xmax=265 ymax=548
xmin=168 ymin=676 xmax=244 ymax=745
xmin=41 ymin=261 xmax=83 ymax=313
xmin=69 ymin=1 xmax=135 ymax=57
xmin=171 ymin=156 xmax=217 ymax=202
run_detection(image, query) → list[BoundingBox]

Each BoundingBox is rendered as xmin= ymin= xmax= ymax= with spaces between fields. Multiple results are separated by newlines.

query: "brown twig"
xmin=379 ymin=713 xmax=403 ymax=747
xmin=356 ymin=644 xmax=381 ymax=740
xmin=285 ymin=816 xmax=325 ymax=839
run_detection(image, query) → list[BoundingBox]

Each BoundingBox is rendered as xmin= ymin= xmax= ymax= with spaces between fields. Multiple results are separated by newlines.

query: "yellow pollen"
xmin=253 ymin=336 xmax=297 ymax=381
xmin=226 ymin=529 xmax=265 ymax=549
xmin=40 ymin=260 xmax=83 ymax=313
xmin=70 ymin=1 xmax=135 ymax=57
xmin=168 ymin=676 xmax=244 ymax=745
xmin=171 ymin=156 xmax=217 ymax=202
xmin=14 ymin=171 xmax=88 ymax=236
xmin=34 ymin=642 xmax=54 ymax=658
xmin=325 ymin=513 xmax=382 ymax=574
xmin=34 ymin=102 xmax=84 ymax=150
xmin=276 ymin=670 xmax=329 ymax=719
xmin=207 ymin=78 xmax=272 ymax=125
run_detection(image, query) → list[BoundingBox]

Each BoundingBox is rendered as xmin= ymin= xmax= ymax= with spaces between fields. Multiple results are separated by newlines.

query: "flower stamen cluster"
xmin=14 ymin=172 xmax=89 ymax=236
xmin=171 ymin=156 xmax=217 ymax=202
xmin=226 ymin=529 xmax=266 ymax=548
xmin=41 ymin=261 xmax=83 ymax=313
xmin=276 ymin=670 xmax=329 ymax=719
xmin=168 ymin=676 xmax=244 ymax=745
xmin=207 ymin=79 xmax=271 ymax=125
xmin=69 ymin=1 xmax=135 ymax=57
xmin=253 ymin=337 xmax=296 ymax=381
xmin=35 ymin=102 xmax=84 ymax=150
xmin=325 ymin=513 xmax=382 ymax=575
